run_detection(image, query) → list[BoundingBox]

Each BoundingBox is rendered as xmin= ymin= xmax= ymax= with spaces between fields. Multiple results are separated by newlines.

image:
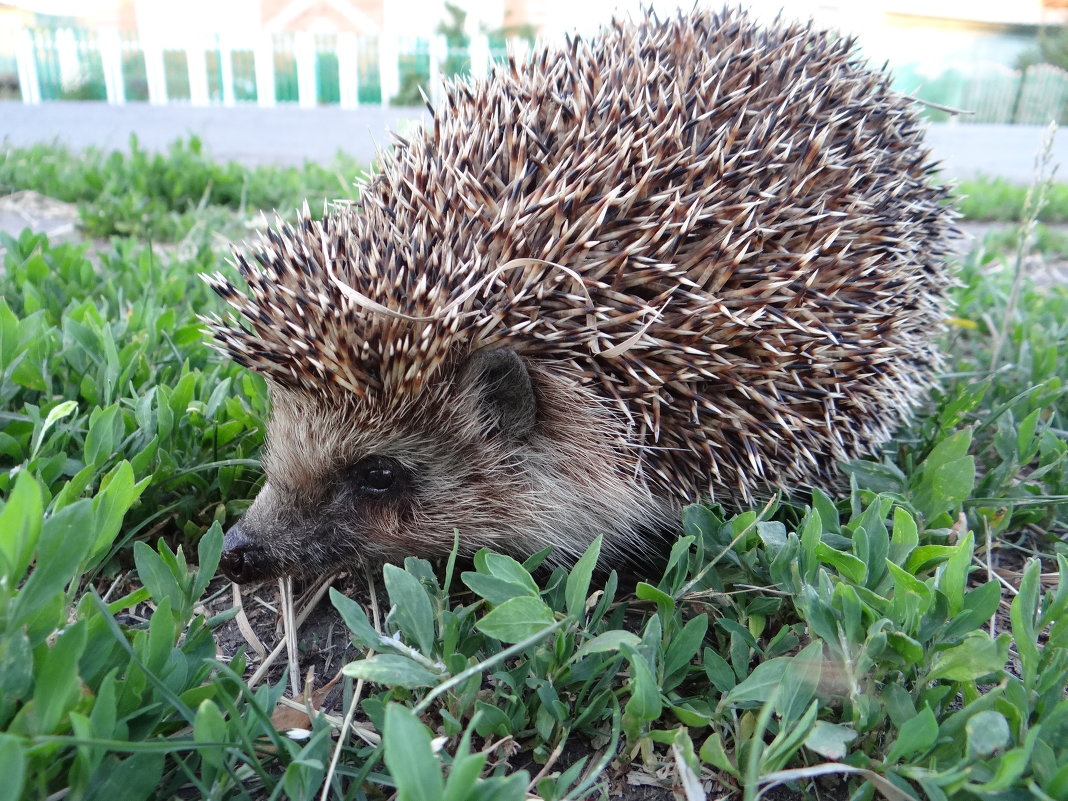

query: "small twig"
xmin=280 ymin=577 xmax=301 ymax=698
xmin=100 ymin=571 xmax=127 ymax=604
xmin=527 ymin=739 xmax=566 ymax=791
xmin=233 ymin=582 xmax=268 ymax=660
xmin=247 ymin=574 xmax=337 ymax=687
xmin=903 ymin=95 xmax=975 ymax=116
xmin=983 ymin=518 xmax=997 ymax=638
xmin=676 ymin=495 xmax=778 ymax=600
xmin=974 ymin=557 xmax=1022 ymax=599
xmin=413 ymin=617 xmax=568 ymax=715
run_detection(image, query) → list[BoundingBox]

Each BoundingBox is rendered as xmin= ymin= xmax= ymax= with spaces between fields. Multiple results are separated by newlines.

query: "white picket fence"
xmin=894 ymin=60 xmax=1068 ymax=125
xmin=8 ymin=26 xmax=525 ymax=108
xmin=5 ymin=24 xmax=1068 ymax=124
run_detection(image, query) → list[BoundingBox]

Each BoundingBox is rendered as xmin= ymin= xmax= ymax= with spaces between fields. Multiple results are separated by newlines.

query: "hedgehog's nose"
xmin=220 ymin=522 xmax=271 ymax=584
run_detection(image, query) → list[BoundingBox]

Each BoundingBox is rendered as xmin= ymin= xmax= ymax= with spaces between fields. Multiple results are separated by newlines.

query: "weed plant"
xmin=0 ymin=144 xmax=1066 ymax=800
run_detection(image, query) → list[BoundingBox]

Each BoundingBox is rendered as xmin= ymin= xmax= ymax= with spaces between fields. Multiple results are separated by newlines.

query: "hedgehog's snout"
xmin=220 ymin=521 xmax=273 ymax=584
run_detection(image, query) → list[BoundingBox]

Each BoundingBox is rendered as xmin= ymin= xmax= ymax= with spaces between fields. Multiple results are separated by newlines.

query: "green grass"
xmin=5 ymin=140 xmax=1068 ymax=231
xmin=0 ymin=136 xmax=364 ymax=240
xmin=975 ymin=223 xmax=1068 ymax=255
xmin=0 ymin=143 xmax=1066 ymax=800
xmin=954 ymin=176 xmax=1068 ymax=223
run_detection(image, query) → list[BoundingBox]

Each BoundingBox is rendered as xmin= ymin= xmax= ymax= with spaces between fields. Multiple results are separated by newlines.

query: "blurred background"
xmin=2 ymin=0 xmax=1068 ymax=114
xmin=1 ymin=0 xmax=1068 ymax=180
xmin=2 ymin=0 xmax=1068 ymax=115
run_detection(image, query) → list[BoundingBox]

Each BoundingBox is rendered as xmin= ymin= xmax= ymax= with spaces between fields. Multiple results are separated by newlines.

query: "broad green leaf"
xmin=804 ymin=721 xmax=857 ymax=760
xmin=664 ymin=613 xmax=709 ymax=686
xmin=193 ymin=700 xmax=228 ymax=770
xmin=0 ymin=735 xmax=26 ymax=801
xmin=966 ymin=710 xmax=1010 ymax=758
xmin=945 ymin=581 xmax=1001 ymax=639
xmin=622 ymin=645 xmax=661 ymax=722
xmin=799 ymin=508 xmax=823 ymax=582
xmin=832 ymin=583 xmax=865 ymax=644
xmin=703 ymin=647 xmax=737 ymax=694
xmin=939 ymin=532 xmax=974 ymax=616
xmin=913 ymin=444 xmax=976 ymax=520
xmin=461 ymin=572 xmax=535 ymax=606
xmin=814 ymin=543 xmax=866 ymax=584
xmin=0 ymin=471 xmax=43 ymax=582
xmin=565 ymin=535 xmax=601 ymax=619
xmin=10 ymin=500 xmax=95 ymax=641
xmin=1016 ymin=408 xmax=1042 ymax=462
xmin=812 ymin=488 xmax=841 ymax=534
xmin=89 ymin=671 xmax=118 ymax=741
xmin=575 ymin=630 xmax=641 ymax=659
xmin=91 ymin=461 xmax=144 ymax=561
xmin=32 ymin=621 xmax=87 ymax=736
xmin=904 ymin=544 xmax=959 ymax=575
xmin=927 ymin=632 xmax=1009 ymax=683
xmin=886 ymin=631 xmax=925 ymax=665
xmin=1010 ymin=559 xmax=1042 ymax=688
xmin=50 ymin=463 xmax=97 ymax=513
xmin=82 ymin=752 xmax=165 ymax=801
xmin=133 ymin=541 xmax=184 ymax=611
xmin=383 ymin=564 xmax=437 ymax=656
xmin=699 ymin=732 xmax=739 ymax=778
xmin=720 ymin=657 xmax=789 ymax=708
xmin=141 ymin=597 xmax=176 ymax=674
xmin=683 ymin=503 xmax=728 ymax=546
xmin=851 ymin=496 xmax=891 ymax=589
xmin=885 ymin=705 xmax=938 ymax=762
xmin=383 ymin=703 xmax=444 ymax=801
xmin=0 ymin=297 xmax=20 ymax=371
xmin=30 ymin=400 xmax=77 ymax=459
xmin=887 ymin=560 xmax=934 ymax=607
xmin=921 ymin=427 xmax=973 ymax=471
xmin=635 ymin=581 xmax=674 ymax=619
xmin=663 ymin=534 xmax=696 ymax=581
xmin=341 ymin=654 xmax=442 ymax=689
xmin=756 ymin=521 xmax=788 ymax=553
xmin=331 ymin=588 xmax=384 ymax=650
xmin=442 ymin=750 xmax=487 ymax=801
xmin=472 ymin=701 xmax=513 ymax=737
xmin=478 ymin=551 xmax=539 ymax=594
xmin=193 ymin=522 xmax=223 ymax=599
xmin=890 ymin=506 xmax=918 ymax=554
xmin=0 ymin=629 xmax=32 ymax=703
xmin=775 ymin=641 xmax=823 ymax=723
xmin=839 ymin=460 xmax=907 ymax=494
xmin=669 ymin=701 xmax=712 ymax=726
xmin=969 ymin=745 xmax=1030 ymax=793
xmin=475 ymin=596 xmax=555 ymax=643
xmin=84 ymin=405 xmax=123 ymax=467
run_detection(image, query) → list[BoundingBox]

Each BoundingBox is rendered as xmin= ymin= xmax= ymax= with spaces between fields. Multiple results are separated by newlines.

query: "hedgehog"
xmin=204 ymin=7 xmax=956 ymax=584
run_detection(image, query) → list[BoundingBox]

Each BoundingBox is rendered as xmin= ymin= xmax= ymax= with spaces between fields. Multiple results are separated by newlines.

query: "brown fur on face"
xmin=224 ymin=357 xmax=677 ymax=581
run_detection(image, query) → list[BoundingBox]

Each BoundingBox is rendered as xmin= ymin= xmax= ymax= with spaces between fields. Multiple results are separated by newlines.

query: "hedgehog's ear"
xmin=463 ymin=349 xmax=537 ymax=440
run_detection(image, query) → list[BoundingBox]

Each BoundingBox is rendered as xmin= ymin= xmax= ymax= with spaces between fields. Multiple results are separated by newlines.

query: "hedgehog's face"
xmin=219 ymin=349 xmax=657 ymax=582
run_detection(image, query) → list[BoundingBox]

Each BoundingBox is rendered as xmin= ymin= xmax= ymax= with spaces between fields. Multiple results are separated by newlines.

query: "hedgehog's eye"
xmin=366 ymin=467 xmax=394 ymax=490
xmin=352 ymin=455 xmax=405 ymax=497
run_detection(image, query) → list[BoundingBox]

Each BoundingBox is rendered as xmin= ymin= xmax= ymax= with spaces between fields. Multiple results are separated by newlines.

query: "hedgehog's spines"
xmin=206 ymin=8 xmax=955 ymax=505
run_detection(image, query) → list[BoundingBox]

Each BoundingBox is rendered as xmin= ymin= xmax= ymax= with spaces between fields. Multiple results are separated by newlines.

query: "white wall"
xmin=133 ymin=0 xmax=261 ymax=41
